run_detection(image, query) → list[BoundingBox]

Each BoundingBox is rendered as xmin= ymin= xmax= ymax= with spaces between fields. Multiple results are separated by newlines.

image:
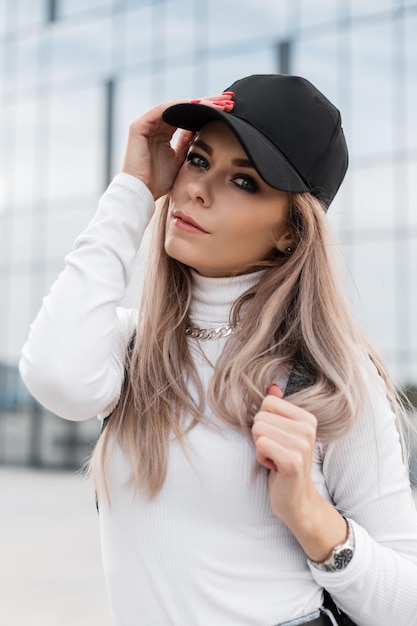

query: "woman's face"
xmin=164 ymin=121 xmax=292 ymax=277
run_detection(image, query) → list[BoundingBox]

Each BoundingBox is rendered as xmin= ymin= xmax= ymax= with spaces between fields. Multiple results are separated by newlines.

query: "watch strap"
xmin=310 ymin=517 xmax=355 ymax=572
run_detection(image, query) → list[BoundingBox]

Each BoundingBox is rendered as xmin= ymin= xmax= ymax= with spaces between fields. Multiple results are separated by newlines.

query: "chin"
xmin=164 ymin=237 xmax=198 ymax=269
xmin=164 ymin=245 xmax=214 ymax=276
xmin=164 ymin=239 xmax=183 ymax=264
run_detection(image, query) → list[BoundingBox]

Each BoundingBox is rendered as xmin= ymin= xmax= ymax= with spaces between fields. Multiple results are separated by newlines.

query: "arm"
xmin=19 ymin=94 xmax=235 ymax=420
xmin=312 ymin=364 xmax=417 ymax=625
xmin=19 ymin=175 xmax=155 ymax=420
xmin=252 ymin=369 xmax=417 ymax=626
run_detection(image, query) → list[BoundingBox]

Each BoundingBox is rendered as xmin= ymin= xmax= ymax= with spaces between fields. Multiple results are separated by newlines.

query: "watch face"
xmin=334 ymin=548 xmax=354 ymax=570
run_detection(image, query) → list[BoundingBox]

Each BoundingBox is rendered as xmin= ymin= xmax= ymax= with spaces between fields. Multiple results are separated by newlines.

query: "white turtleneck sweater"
xmin=19 ymin=174 xmax=417 ymax=626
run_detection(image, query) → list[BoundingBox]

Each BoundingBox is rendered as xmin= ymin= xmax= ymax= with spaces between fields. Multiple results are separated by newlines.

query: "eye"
xmin=233 ymin=175 xmax=259 ymax=194
xmin=186 ymin=152 xmax=209 ymax=170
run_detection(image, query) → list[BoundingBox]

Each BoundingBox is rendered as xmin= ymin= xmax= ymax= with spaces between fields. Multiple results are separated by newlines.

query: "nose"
xmin=187 ymin=178 xmax=212 ymax=208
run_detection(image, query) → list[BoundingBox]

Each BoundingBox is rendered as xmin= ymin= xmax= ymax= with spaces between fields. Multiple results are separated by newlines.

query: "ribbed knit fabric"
xmin=20 ymin=174 xmax=417 ymax=626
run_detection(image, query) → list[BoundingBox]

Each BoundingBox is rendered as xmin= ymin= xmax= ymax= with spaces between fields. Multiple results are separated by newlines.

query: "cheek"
xmin=215 ymin=222 xmax=276 ymax=265
xmin=232 ymin=218 xmax=277 ymax=249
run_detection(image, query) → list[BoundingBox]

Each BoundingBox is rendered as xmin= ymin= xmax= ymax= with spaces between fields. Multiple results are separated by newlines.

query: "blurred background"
xmin=0 ymin=0 xmax=416 ymax=624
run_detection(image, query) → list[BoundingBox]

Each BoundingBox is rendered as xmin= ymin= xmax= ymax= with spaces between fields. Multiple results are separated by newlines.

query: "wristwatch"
xmin=310 ymin=517 xmax=355 ymax=572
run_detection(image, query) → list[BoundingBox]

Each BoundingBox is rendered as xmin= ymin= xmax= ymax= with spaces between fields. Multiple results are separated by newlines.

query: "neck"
xmin=189 ymin=269 xmax=264 ymax=327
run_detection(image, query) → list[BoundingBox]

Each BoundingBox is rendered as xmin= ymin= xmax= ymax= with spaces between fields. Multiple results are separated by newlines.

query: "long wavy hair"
xmin=90 ymin=191 xmax=404 ymax=499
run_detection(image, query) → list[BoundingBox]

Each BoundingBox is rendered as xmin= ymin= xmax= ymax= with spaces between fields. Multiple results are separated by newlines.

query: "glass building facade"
xmin=0 ymin=0 xmax=416 ymax=468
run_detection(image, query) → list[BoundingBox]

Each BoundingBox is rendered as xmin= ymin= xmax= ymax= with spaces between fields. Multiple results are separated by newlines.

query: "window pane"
xmin=350 ymin=21 xmax=394 ymax=158
xmin=207 ymin=0 xmax=288 ymax=48
xmin=410 ymin=240 xmax=417 ymax=371
xmin=125 ymin=5 xmax=153 ymax=68
xmin=10 ymin=213 xmax=36 ymax=266
xmin=406 ymin=160 xmax=417 ymax=226
xmin=164 ymin=64 xmax=196 ymax=101
xmin=351 ymin=163 xmax=395 ymax=231
xmin=57 ymin=0 xmax=113 ymax=19
xmin=0 ymin=1 xmax=8 ymax=36
xmin=112 ymin=73 xmax=153 ymax=179
xmin=15 ymin=33 xmax=42 ymax=92
xmin=388 ymin=240 xmax=414 ymax=384
xmin=0 ymin=39 xmax=18 ymax=93
xmin=7 ymin=272 xmax=34 ymax=362
xmin=349 ymin=0 xmax=394 ymax=17
xmin=165 ymin=0 xmax=196 ymax=59
xmin=0 ymin=275 xmax=9 ymax=361
xmin=1 ymin=0 xmax=19 ymax=33
xmin=12 ymin=97 xmax=38 ymax=207
xmin=298 ymin=0 xmax=338 ymax=27
xmin=405 ymin=14 xmax=417 ymax=151
xmin=0 ymin=214 xmax=12 ymax=269
xmin=0 ymin=103 xmax=15 ymax=212
xmin=351 ymin=239 xmax=396 ymax=355
xmin=293 ymin=32 xmax=339 ymax=102
xmin=47 ymin=85 xmax=103 ymax=199
xmin=16 ymin=0 xmax=47 ymax=29
xmin=50 ymin=17 xmax=112 ymax=83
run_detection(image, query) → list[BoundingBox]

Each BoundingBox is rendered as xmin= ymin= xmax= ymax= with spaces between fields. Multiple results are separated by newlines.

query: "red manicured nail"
xmin=268 ymin=383 xmax=283 ymax=397
xmin=190 ymin=99 xmax=201 ymax=103
xmin=222 ymin=91 xmax=235 ymax=96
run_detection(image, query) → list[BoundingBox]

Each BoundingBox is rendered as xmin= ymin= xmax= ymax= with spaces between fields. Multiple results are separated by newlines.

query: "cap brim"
xmin=162 ymin=103 xmax=309 ymax=193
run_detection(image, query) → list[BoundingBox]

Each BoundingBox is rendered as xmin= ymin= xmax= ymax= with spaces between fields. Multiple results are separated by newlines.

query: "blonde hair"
xmin=90 ymin=192 xmax=404 ymax=499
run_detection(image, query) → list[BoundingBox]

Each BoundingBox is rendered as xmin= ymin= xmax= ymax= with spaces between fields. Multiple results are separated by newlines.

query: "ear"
xmin=277 ymin=230 xmax=295 ymax=255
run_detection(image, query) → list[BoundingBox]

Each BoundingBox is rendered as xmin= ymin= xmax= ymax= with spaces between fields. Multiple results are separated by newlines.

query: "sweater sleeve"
xmin=310 ymin=361 xmax=417 ymax=625
xmin=19 ymin=173 xmax=155 ymax=421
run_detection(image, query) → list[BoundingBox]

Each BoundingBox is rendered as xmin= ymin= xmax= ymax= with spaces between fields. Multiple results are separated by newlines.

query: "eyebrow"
xmin=191 ymin=138 xmax=255 ymax=169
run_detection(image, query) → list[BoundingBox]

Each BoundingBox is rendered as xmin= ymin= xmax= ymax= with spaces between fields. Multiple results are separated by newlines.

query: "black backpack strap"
xmin=323 ymin=590 xmax=358 ymax=626
xmin=283 ymin=357 xmax=317 ymax=397
xmin=101 ymin=415 xmax=110 ymax=432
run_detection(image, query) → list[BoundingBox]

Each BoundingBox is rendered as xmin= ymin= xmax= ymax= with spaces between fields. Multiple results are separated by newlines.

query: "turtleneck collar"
xmin=189 ymin=270 xmax=264 ymax=327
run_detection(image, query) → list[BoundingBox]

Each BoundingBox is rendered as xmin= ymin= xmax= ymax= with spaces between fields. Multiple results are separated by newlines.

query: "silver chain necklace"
xmin=185 ymin=323 xmax=234 ymax=341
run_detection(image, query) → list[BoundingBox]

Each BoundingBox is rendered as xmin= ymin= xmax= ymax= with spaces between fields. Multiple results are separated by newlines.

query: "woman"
xmin=20 ymin=75 xmax=417 ymax=626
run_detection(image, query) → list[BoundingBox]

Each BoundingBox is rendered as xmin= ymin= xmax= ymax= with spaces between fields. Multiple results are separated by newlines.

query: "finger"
xmin=252 ymin=421 xmax=314 ymax=461
xmin=259 ymin=395 xmax=316 ymax=425
xmin=195 ymin=92 xmax=235 ymax=102
xmin=253 ymin=411 xmax=317 ymax=449
xmin=174 ymin=129 xmax=195 ymax=163
xmin=255 ymin=435 xmax=285 ymax=472
xmin=268 ymin=383 xmax=283 ymax=399
xmin=161 ymin=96 xmax=235 ymax=135
xmin=201 ymin=98 xmax=235 ymax=110
xmin=258 ymin=395 xmax=300 ymax=420
xmin=255 ymin=448 xmax=278 ymax=473
xmin=256 ymin=436 xmax=303 ymax=475
xmin=252 ymin=413 xmax=313 ymax=440
xmin=190 ymin=95 xmax=235 ymax=112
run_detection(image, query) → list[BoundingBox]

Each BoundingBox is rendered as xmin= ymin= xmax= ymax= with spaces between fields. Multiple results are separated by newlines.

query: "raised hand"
xmin=122 ymin=93 xmax=235 ymax=200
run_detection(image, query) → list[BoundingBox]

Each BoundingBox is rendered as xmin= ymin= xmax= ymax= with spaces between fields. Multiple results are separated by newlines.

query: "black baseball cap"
xmin=162 ymin=74 xmax=348 ymax=209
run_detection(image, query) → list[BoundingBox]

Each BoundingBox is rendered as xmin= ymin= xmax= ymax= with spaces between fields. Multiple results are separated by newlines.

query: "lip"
xmin=172 ymin=211 xmax=209 ymax=234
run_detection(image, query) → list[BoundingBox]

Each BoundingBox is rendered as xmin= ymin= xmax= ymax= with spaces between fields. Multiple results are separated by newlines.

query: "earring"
xmin=282 ymin=245 xmax=293 ymax=254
